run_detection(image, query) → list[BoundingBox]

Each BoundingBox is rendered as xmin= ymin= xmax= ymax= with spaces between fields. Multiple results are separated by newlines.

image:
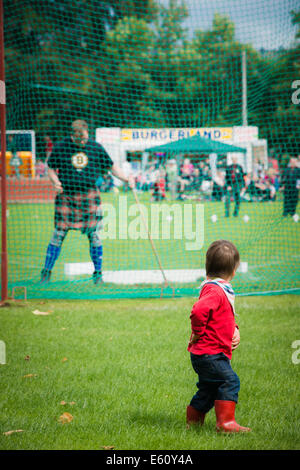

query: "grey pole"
xmin=242 ymin=50 xmax=248 ymax=126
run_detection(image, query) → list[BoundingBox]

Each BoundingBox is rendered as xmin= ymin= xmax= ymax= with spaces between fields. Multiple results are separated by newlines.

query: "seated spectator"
xmin=35 ymin=159 xmax=46 ymax=178
xmin=166 ymin=159 xmax=178 ymax=200
xmin=180 ymin=157 xmax=193 ymax=185
xmin=243 ymin=174 xmax=273 ymax=202
xmin=199 ymin=179 xmax=213 ymax=200
xmin=181 ymin=157 xmax=194 ymax=178
xmin=135 ymin=171 xmax=143 ymax=191
xmin=265 ymin=167 xmax=280 ymax=192
xmin=263 ymin=179 xmax=276 ymax=201
xmin=152 ymin=168 xmax=166 ymax=201
xmin=189 ymin=167 xmax=203 ymax=192
xmin=253 ymin=157 xmax=264 ymax=179
xmin=240 ymin=173 xmax=253 ymax=200
xmin=141 ymin=170 xmax=152 ymax=191
xmin=202 ymin=159 xmax=211 ymax=180
xmin=147 ymin=165 xmax=159 ymax=190
xmin=268 ymin=154 xmax=279 ymax=175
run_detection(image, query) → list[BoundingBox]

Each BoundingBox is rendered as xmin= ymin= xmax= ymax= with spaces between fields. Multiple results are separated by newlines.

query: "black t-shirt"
xmin=225 ymin=164 xmax=245 ymax=189
xmin=47 ymin=137 xmax=113 ymax=194
xmin=283 ymin=167 xmax=300 ymax=191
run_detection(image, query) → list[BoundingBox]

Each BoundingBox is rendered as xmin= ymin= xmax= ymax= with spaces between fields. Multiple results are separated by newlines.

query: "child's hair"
xmin=206 ymin=240 xmax=240 ymax=279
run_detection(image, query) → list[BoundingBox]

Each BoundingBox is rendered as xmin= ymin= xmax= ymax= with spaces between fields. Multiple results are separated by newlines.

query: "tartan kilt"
xmin=54 ymin=189 xmax=102 ymax=233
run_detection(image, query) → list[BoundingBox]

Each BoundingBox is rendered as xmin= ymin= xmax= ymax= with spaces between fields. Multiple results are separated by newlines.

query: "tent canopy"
xmin=145 ymin=134 xmax=246 ymax=154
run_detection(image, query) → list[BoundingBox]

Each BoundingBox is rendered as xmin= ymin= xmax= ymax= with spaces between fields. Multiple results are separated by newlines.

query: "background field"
xmin=0 ymin=294 xmax=299 ymax=450
xmin=7 ymin=192 xmax=300 ymax=300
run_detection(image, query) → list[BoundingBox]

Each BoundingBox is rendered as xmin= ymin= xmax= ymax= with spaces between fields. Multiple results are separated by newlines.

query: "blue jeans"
xmin=190 ymin=353 xmax=240 ymax=413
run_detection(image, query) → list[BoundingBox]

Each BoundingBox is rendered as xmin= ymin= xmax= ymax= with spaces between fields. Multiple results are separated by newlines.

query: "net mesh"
xmin=3 ymin=0 xmax=300 ymax=299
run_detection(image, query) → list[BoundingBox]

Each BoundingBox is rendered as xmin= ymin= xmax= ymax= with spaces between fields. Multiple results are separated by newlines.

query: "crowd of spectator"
xmin=7 ymin=131 xmax=299 ymax=214
xmin=123 ymin=153 xmax=299 ymax=205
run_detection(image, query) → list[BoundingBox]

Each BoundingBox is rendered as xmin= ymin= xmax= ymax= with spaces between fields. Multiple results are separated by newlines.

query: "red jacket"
xmin=188 ymin=283 xmax=238 ymax=360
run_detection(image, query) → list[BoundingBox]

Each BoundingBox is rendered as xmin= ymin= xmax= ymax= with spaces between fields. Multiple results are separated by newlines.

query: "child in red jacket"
xmin=186 ymin=239 xmax=251 ymax=432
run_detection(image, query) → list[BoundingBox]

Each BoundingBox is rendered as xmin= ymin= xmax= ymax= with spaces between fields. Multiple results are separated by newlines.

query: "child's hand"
xmin=232 ymin=327 xmax=240 ymax=350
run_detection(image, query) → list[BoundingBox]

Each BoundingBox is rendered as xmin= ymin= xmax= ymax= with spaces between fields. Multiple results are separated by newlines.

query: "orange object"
xmin=6 ymin=151 xmax=34 ymax=177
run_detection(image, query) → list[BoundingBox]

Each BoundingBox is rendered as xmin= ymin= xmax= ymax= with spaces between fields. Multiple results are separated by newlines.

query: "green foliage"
xmin=4 ymin=1 xmax=300 ymax=155
xmin=264 ymin=9 xmax=300 ymax=156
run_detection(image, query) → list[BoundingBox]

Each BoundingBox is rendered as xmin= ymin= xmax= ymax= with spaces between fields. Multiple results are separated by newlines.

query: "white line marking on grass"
xmin=64 ymin=263 xmax=206 ymax=284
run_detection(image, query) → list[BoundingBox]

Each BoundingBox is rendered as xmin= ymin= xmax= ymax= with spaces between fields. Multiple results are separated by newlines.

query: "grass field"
xmin=6 ymin=191 xmax=300 ymax=299
xmin=0 ymin=294 xmax=300 ymax=450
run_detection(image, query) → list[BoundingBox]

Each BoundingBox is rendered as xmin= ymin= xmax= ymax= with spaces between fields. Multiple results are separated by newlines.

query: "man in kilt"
xmin=40 ymin=120 xmax=134 ymax=285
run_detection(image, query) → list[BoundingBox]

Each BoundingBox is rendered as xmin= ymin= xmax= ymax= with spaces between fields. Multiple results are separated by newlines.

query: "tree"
xmin=260 ymin=9 xmax=300 ymax=158
xmin=3 ymin=0 xmax=157 ymax=152
xmin=4 ymin=0 xmax=299 ymax=162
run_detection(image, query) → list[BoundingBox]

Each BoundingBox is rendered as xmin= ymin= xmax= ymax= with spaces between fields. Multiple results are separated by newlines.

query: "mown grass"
xmin=0 ymin=295 xmax=299 ymax=450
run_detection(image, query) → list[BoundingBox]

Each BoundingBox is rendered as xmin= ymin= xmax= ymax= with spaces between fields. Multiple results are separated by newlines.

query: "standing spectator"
xmin=224 ymin=156 xmax=245 ymax=217
xmin=282 ymin=157 xmax=300 ymax=218
xmin=166 ymin=159 xmax=178 ymax=200
xmin=180 ymin=157 xmax=193 ymax=186
xmin=148 ymin=165 xmax=159 ymax=190
xmin=8 ymin=135 xmax=22 ymax=179
xmin=268 ymin=153 xmax=279 ymax=175
xmin=35 ymin=159 xmax=46 ymax=178
xmin=45 ymin=135 xmax=53 ymax=160
xmin=182 ymin=157 xmax=194 ymax=177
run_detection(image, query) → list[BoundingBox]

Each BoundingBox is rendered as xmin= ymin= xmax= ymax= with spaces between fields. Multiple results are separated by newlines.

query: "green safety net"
xmin=2 ymin=0 xmax=300 ymax=299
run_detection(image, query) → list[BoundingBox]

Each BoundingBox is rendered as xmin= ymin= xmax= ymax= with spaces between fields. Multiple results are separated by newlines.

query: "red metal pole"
xmin=0 ymin=0 xmax=8 ymax=302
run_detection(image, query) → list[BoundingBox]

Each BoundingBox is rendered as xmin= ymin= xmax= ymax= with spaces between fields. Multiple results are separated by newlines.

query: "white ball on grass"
xmin=293 ymin=213 xmax=299 ymax=223
xmin=243 ymin=215 xmax=250 ymax=223
xmin=211 ymin=214 xmax=217 ymax=223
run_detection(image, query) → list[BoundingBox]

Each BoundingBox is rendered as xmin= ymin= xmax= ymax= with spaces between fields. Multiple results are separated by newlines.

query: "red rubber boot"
xmin=186 ymin=405 xmax=205 ymax=428
xmin=214 ymin=400 xmax=251 ymax=433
